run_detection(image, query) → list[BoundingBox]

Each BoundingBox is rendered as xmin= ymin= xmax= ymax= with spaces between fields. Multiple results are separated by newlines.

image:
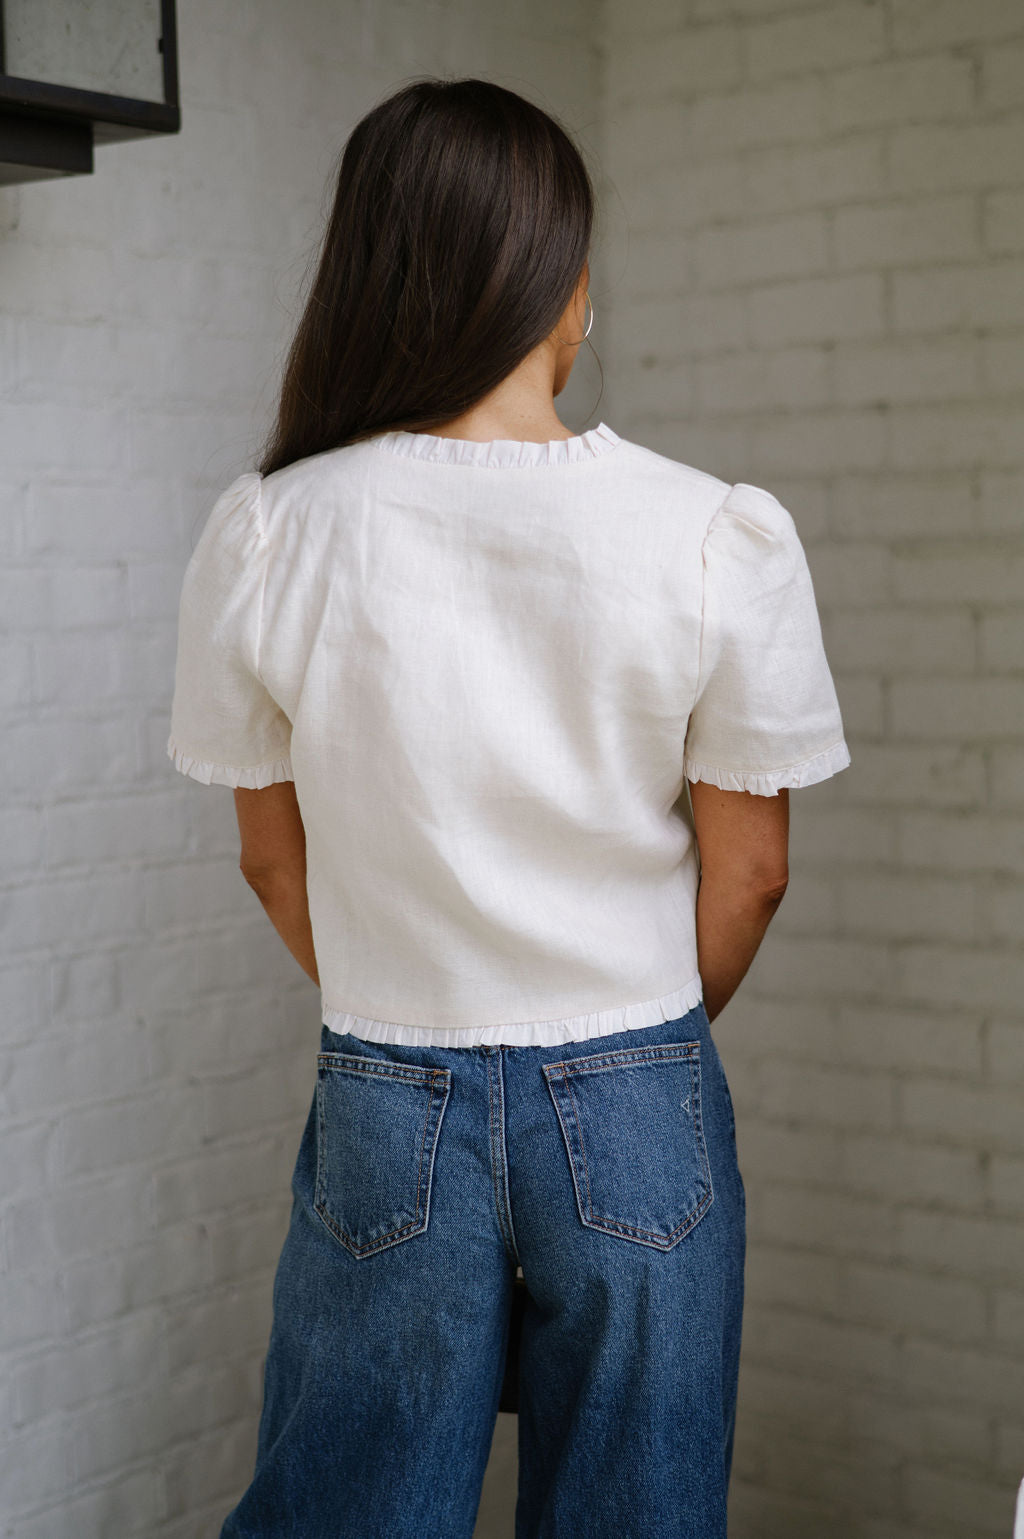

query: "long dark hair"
xmin=257 ymin=76 xmax=597 ymax=478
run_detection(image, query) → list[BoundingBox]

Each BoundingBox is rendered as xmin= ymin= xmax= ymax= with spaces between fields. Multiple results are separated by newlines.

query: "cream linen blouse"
xmin=167 ymin=422 xmax=850 ymax=1046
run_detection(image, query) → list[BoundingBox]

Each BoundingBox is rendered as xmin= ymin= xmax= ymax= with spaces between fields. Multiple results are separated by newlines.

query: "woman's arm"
xmin=687 ymin=781 xmax=790 ymax=1024
xmin=231 ymin=778 xmax=788 ymax=1013
xmin=233 ymin=783 xmax=319 ymax=987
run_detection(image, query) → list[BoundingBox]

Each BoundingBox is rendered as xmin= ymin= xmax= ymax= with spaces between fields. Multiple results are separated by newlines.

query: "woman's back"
xmin=168 ymin=418 xmax=849 ymax=1044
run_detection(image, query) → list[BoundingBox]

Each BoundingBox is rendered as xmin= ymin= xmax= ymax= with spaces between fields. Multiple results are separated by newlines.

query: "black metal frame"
xmin=0 ymin=0 xmax=180 ymax=182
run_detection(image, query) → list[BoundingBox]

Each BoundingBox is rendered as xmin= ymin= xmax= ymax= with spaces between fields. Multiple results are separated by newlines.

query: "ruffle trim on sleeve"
xmin=166 ymin=737 xmax=294 ymax=788
xmin=684 ymin=738 xmax=851 ymax=797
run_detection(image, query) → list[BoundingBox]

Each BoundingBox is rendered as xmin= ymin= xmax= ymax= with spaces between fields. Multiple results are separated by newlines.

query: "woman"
xmin=168 ymin=76 xmax=850 ymax=1539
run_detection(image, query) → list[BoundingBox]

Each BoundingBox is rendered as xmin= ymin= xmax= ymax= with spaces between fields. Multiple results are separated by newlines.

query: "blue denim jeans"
xmin=219 ymin=999 xmax=746 ymax=1538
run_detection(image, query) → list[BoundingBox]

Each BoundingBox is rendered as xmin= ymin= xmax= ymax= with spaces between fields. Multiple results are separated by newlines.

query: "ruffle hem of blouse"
xmin=684 ymin=737 xmax=851 ymax=797
xmin=167 ymin=737 xmax=294 ymax=789
xmin=373 ymin=421 xmax=621 ymax=468
xmin=321 ymin=970 xmax=706 ymax=1048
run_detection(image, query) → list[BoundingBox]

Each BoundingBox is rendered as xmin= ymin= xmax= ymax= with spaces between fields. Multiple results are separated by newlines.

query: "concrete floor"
xmin=473 ymin=1412 xmax=518 ymax=1538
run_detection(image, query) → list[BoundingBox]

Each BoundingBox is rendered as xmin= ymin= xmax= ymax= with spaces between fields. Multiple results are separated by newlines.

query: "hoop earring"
xmin=554 ymin=289 xmax=594 ymax=347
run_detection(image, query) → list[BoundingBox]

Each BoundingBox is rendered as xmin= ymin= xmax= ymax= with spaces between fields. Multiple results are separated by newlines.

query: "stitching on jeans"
xmin=318 ymin=1051 xmax=439 ymax=1086
xmin=487 ymin=1054 xmax=519 ymax=1265
xmin=313 ymin=1063 xmax=451 ymax=1257
xmin=412 ymin=1075 xmax=437 ymax=1222
xmin=543 ymin=1042 xmax=700 ymax=1080
xmin=545 ymin=1048 xmax=715 ymax=1248
xmin=564 ymin=1073 xmax=595 ymax=1219
xmin=690 ymin=1057 xmax=714 ymax=1201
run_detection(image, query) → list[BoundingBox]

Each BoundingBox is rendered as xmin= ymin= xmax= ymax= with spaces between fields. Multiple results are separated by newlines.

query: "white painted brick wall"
xmin=600 ymin=1 xmax=1024 ymax=1534
xmin=0 ymin=3 xmax=598 ymax=1536
xmin=7 ymin=1 xmax=1021 ymax=1535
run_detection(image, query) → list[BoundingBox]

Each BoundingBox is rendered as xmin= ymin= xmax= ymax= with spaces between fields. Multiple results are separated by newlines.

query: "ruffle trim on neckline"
xmin=321 ymin=971 xmax=705 ymax=1048
xmin=373 ymin=421 xmax=621 ymax=468
xmin=684 ymin=738 xmax=851 ymax=797
xmin=167 ymin=736 xmax=294 ymax=789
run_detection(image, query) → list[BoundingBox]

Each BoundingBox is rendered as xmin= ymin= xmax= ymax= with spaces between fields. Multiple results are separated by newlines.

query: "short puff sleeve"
xmin=683 ymin=482 xmax=851 ymax=797
xmin=166 ymin=472 xmax=294 ymax=788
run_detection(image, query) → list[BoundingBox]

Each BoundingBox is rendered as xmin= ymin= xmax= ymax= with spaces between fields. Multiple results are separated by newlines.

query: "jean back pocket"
xmin=314 ymin=1051 xmax=451 ymax=1259
xmin=543 ymin=1041 xmax=713 ymax=1251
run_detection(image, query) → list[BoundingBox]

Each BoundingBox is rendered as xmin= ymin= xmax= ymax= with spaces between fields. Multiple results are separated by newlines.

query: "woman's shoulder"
xmin=618 ymin=440 xmax=801 ymax=537
xmin=259 ymin=435 xmax=383 ymax=498
xmin=250 ymin=436 xmax=389 ymax=545
xmin=604 ymin=434 xmax=735 ymax=521
xmin=610 ymin=432 xmax=725 ymax=484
